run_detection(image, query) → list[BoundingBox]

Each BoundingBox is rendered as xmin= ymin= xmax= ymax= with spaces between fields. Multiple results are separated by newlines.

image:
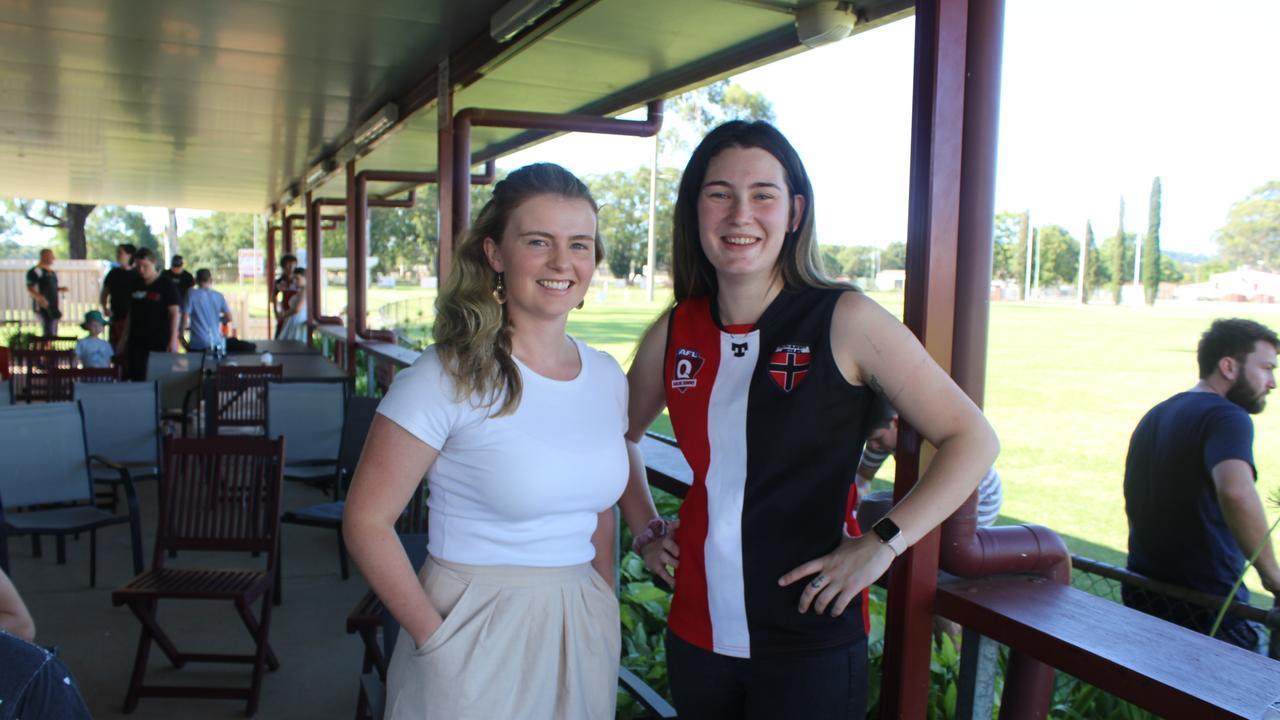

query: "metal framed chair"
xmin=74 ymin=381 xmax=162 ymax=512
xmin=111 ymin=435 xmax=285 ymax=717
xmin=0 ymin=402 xmax=144 ymax=587
xmin=207 ymin=365 xmax=283 ymax=435
xmin=278 ymin=396 xmax=378 ymax=595
xmin=145 ymin=352 xmax=202 ymax=437
xmin=265 ymin=381 xmax=347 ymax=488
xmin=8 ymin=349 xmax=75 ymax=402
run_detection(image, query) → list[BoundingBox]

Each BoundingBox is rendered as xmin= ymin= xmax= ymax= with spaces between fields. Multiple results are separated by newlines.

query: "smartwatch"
xmin=871 ymin=516 xmax=907 ymax=557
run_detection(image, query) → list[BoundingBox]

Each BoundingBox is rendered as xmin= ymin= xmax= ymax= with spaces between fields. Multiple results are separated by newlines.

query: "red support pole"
xmin=344 ymin=161 xmax=360 ymax=376
xmin=305 ymin=191 xmax=320 ymax=343
xmin=265 ymin=222 xmax=278 ymax=339
xmin=880 ymin=0 xmax=970 ymax=716
xmin=449 ymin=101 xmax=664 ymax=276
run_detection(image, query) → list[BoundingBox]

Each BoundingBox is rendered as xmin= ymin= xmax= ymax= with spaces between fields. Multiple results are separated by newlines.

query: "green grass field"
xmin=285 ymin=282 xmax=1280 ymax=599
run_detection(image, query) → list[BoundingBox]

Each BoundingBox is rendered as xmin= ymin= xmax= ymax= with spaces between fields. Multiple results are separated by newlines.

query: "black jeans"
xmin=666 ymin=628 xmax=868 ymax=720
xmin=37 ymin=308 xmax=58 ymax=337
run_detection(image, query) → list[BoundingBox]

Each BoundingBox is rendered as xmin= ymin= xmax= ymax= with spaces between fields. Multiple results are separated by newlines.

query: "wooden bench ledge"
xmin=936 ymin=574 xmax=1280 ymax=719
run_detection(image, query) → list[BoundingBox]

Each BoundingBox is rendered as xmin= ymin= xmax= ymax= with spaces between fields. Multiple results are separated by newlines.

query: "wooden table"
xmin=217 ymin=354 xmax=347 ymax=381
xmin=229 ymin=340 xmax=317 ymax=355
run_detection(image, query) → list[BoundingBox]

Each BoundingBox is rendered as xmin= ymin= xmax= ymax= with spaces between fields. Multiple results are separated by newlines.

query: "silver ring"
xmin=809 ymin=574 xmax=828 ymax=589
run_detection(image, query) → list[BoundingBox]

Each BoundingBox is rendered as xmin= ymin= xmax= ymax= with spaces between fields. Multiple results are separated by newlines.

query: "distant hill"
xmin=1164 ymin=250 xmax=1212 ymax=265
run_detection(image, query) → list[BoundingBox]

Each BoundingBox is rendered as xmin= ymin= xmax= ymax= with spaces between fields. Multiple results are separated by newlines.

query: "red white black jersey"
xmin=664 ymin=287 xmax=877 ymax=658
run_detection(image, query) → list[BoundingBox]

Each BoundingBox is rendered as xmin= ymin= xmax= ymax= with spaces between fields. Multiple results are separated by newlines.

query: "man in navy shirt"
xmin=1124 ymin=318 xmax=1280 ymax=651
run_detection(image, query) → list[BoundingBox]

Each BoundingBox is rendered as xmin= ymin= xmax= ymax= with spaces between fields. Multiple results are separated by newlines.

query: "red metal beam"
xmin=880 ymin=0 xmax=970 ymax=716
xmin=445 ymin=101 xmax=664 ymax=284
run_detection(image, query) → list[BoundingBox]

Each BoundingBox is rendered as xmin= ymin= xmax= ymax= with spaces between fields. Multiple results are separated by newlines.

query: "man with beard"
xmin=1123 ymin=318 xmax=1280 ymax=651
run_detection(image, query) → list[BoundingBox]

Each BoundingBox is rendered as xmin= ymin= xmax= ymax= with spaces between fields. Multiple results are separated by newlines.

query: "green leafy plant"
xmin=1208 ymin=487 xmax=1280 ymax=639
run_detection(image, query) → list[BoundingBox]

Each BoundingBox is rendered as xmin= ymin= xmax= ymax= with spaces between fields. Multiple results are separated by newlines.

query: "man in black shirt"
xmin=100 ymin=243 xmax=138 ymax=346
xmin=24 ymin=249 xmax=63 ymax=337
xmin=116 ymin=248 xmax=181 ymax=381
xmin=167 ymin=254 xmax=196 ymax=307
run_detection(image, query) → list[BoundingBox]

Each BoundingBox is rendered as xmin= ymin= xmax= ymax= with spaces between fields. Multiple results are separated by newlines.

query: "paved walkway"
xmin=9 ymin=476 xmax=372 ymax=719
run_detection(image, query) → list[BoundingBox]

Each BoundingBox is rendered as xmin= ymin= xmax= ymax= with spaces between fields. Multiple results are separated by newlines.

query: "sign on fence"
xmin=238 ymin=249 xmax=263 ymax=278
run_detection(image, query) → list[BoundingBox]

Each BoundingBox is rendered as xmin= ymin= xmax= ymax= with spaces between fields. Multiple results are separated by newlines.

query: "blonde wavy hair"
xmin=433 ymin=163 xmax=603 ymax=416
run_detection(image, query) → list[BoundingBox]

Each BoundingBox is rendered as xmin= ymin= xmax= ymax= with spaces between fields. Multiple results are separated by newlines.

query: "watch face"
xmin=873 ymin=517 xmax=901 ymax=543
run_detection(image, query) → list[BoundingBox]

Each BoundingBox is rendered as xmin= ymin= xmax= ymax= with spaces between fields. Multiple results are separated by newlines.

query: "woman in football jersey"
xmin=619 ymin=121 xmax=998 ymax=718
xmin=344 ymin=163 xmax=628 ymax=719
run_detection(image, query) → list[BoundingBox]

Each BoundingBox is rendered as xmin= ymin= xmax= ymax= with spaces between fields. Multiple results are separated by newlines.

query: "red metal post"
xmin=305 ymin=192 xmax=319 ymax=343
xmin=344 ymin=161 xmax=360 ymax=375
xmin=880 ymin=0 xmax=969 ymax=716
xmin=265 ymin=222 xmax=279 ymax=338
xmin=448 ymin=101 xmax=664 ymax=279
xmin=437 ymin=76 xmax=454 ymax=289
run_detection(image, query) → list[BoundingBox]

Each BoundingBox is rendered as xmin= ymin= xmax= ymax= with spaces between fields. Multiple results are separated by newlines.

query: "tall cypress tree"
xmin=1109 ymin=198 xmax=1126 ymax=304
xmin=1015 ymin=210 xmax=1030 ymax=300
xmin=1143 ymin=177 xmax=1162 ymax=305
xmin=1082 ymin=221 xmax=1099 ymax=302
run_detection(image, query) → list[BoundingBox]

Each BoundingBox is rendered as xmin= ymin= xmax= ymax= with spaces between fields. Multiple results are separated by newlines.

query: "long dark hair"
xmin=671 ymin=120 xmax=848 ymax=302
xmin=434 ymin=163 xmax=602 ymax=416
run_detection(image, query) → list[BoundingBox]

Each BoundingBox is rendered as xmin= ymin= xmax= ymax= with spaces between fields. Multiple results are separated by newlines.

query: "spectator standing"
xmin=272 ymin=254 xmax=298 ymax=338
xmin=25 ymin=249 xmax=64 ymax=337
xmin=182 ymin=269 xmax=232 ymax=353
xmin=1124 ymin=318 xmax=1280 ymax=652
xmin=100 ymin=243 xmax=138 ymax=345
xmin=166 ymin=255 xmax=196 ymax=307
xmin=116 ymin=247 xmax=180 ymax=381
xmin=277 ymin=267 xmax=308 ymax=342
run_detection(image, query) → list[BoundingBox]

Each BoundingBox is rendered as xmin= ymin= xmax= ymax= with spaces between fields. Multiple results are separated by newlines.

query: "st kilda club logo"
xmin=768 ymin=344 xmax=811 ymax=392
xmin=671 ymin=347 xmax=704 ymax=393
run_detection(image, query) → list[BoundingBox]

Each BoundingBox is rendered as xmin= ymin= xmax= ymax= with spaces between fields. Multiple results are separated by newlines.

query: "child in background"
xmin=75 ymin=310 xmax=114 ymax=369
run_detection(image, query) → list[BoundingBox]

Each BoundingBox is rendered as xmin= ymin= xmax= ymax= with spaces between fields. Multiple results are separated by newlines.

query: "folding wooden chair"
xmin=112 ymin=435 xmax=285 ymax=716
xmin=207 ymin=365 xmax=283 ymax=435
xmin=50 ymin=365 xmax=120 ymax=402
xmin=9 ymin=348 xmax=75 ymax=402
xmin=27 ymin=335 xmax=80 ymax=352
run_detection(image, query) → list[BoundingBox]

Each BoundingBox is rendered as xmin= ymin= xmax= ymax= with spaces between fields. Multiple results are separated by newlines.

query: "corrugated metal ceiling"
xmin=0 ymin=0 xmax=911 ymax=213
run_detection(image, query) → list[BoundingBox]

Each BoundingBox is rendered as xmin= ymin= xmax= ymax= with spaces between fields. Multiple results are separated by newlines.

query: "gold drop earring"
xmin=492 ymin=272 xmax=507 ymax=305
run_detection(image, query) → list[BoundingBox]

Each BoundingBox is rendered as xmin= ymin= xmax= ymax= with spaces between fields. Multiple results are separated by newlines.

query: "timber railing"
xmin=310 ymin=322 xmax=1280 ymax=717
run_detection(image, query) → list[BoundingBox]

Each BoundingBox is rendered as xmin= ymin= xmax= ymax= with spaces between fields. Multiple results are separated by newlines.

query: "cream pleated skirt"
xmin=384 ymin=556 xmax=621 ymax=720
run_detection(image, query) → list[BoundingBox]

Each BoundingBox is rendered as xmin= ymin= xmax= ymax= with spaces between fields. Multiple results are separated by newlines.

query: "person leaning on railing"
xmin=344 ymin=163 xmax=628 ymax=720
xmin=619 ymin=120 xmax=998 ymax=719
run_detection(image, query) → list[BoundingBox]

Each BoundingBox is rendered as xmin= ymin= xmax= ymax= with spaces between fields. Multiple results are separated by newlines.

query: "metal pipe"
xmin=448 ymin=101 xmax=664 ymax=282
xmin=265 ymin=223 xmax=279 ymax=338
xmin=351 ymin=171 xmax=439 ymax=339
xmin=305 ymin=191 xmax=319 ymax=343
xmin=344 ymin=161 xmax=359 ymax=375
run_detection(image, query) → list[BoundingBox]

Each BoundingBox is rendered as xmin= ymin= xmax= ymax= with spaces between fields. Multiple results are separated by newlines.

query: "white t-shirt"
xmin=377 ymin=339 xmax=629 ymax=567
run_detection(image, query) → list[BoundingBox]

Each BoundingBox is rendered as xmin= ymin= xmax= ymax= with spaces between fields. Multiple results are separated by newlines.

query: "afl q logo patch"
xmin=671 ymin=347 xmax=704 ymax=393
xmin=768 ymin=344 xmax=811 ymax=392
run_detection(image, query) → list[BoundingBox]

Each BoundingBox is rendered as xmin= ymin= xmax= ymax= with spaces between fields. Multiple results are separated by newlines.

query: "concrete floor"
xmin=9 ymin=476 xmax=373 ymax=719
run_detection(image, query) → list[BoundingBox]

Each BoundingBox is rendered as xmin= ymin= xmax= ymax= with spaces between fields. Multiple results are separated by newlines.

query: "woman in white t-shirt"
xmin=343 ymin=163 xmax=628 ymax=720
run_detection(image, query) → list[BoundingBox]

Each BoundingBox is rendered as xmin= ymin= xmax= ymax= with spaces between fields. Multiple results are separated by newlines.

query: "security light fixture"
xmin=352 ymin=103 xmax=400 ymax=149
xmin=795 ymin=2 xmax=858 ymax=48
xmin=490 ymin=0 xmax=565 ymax=43
xmin=306 ymin=159 xmax=337 ymax=188
xmin=278 ymin=184 xmax=298 ymax=209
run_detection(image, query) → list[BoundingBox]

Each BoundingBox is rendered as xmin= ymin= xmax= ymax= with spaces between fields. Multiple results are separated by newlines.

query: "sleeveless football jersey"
xmin=664 ymin=287 xmax=876 ymax=658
